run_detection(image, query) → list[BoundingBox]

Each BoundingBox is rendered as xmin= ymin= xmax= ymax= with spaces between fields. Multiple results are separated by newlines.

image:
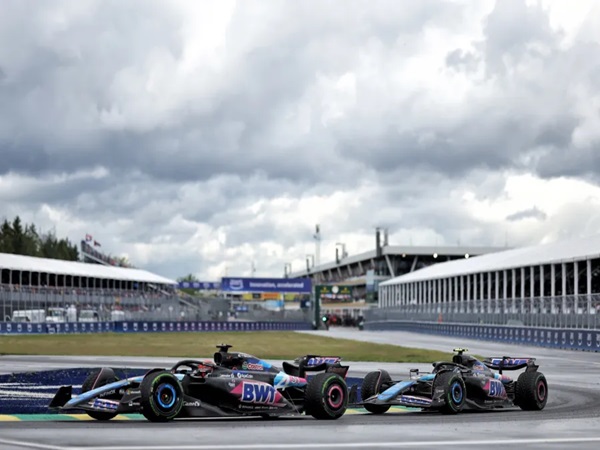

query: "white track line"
xmin=55 ymin=436 xmax=600 ymax=450
xmin=0 ymin=438 xmax=64 ymax=450
xmin=0 ymin=390 xmax=56 ymax=399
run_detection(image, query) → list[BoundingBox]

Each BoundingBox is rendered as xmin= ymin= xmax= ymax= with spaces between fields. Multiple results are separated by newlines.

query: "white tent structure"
xmin=378 ymin=234 xmax=600 ymax=310
xmin=0 ymin=252 xmax=176 ymax=286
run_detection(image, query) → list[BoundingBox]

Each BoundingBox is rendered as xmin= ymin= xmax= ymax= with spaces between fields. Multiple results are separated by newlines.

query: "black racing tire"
xmin=434 ymin=371 xmax=466 ymax=414
xmin=304 ymin=373 xmax=348 ymax=420
xmin=81 ymin=368 xmax=119 ymax=421
xmin=140 ymin=371 xmax=184 ymax=422
xmin=361 ymin=370 xmax=392 ymax=414
xmin=515 ymin=371 xmax=548 ymax=411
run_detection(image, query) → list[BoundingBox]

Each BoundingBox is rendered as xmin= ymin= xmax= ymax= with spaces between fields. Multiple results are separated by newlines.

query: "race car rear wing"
xmin=286 ymin=355 xmax=349 ymax=378
xmin=482 ymin=357 xmax=538 ymax=373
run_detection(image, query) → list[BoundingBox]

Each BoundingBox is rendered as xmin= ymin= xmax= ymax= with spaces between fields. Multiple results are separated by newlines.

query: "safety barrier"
xmin=0 ymin=320 xmax=311 ymax=335
xmin=365 ymin=320 xmax=600 ymax=352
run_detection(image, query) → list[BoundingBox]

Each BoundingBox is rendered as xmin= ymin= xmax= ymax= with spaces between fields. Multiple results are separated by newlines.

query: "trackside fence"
xmin=364 ymin=320 xmax=600 ymax=352
xmin=0 ymin=320 xmax=311 ymax=335
xmin=370 ymin=294 xmax=600 ymax=329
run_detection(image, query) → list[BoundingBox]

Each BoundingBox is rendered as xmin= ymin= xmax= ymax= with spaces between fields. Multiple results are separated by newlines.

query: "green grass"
xmin=0 ymin=332 xmax=451 ymax=362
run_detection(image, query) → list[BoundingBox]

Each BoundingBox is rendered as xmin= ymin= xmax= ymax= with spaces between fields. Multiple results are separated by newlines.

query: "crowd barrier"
xmin=365 ymin=320 xmax=600 ymax=352
xmin=0 ymin=320 xmax=311 ymax=335
xmin=0 ymin=368 xmax=364 ymax=414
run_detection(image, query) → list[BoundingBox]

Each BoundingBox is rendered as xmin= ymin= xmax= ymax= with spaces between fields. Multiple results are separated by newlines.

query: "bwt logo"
xmin=487 ymin=380 xmax=506 ymax=398
xmin=307 ymin=357 xmax=340 ymax=366
xmin=241 ymin=383 xmax=278 ymax=404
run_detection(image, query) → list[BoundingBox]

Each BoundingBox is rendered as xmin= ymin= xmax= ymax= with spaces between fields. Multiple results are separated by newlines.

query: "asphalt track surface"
xmin=1 ymin=329 xmax=600 ymax=450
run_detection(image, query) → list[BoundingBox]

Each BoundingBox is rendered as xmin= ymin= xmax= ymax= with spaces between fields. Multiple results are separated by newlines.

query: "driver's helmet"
xmin=194 ymin=359 xmax=215 ymax=378
xmin=453 ymin=354 xmax=477 ymax=367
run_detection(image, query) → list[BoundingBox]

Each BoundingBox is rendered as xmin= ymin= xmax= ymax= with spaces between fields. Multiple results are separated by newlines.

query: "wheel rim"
xmin=326 ymin=384 xmax=344 ymax=409
xmin=451 ymin=381 xmax=463 ymax=404
xmin=156 ymin=383 xmax=176 ymax=409
xmin=537 ymin=380 xmax=546 ymax=402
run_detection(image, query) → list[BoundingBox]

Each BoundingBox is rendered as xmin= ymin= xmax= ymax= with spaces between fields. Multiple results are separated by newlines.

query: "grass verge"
xmin=0 ymin=331 xmax=451 ymax=362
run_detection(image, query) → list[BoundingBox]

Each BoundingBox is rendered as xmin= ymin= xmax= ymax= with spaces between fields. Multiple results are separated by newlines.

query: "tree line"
xmin=0 ymin=216 xmax=79 ymax=261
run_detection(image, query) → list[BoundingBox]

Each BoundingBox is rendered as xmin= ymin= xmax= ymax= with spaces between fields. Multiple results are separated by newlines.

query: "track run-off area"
xmin=1 ymin=328 xmax=599 ymax=450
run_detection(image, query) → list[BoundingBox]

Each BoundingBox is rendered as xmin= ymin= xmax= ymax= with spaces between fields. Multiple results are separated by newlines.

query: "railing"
xmin=0 ymin=286 xmax=310 ymax=324
xmin=368 ymin=294 xmax=600 ymax=330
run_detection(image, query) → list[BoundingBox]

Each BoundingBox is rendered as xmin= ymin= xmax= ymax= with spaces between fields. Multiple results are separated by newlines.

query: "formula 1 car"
xmin=49 ymin=344 xmax=349 ymax=421
xmin=360 ymin=348 xmax=548 ymax=414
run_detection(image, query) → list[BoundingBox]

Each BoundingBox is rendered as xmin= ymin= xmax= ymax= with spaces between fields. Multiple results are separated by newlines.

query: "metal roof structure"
xmin=0 ymin=252 xmax=176 ymax=285
xmin=380 ymin=234 xmax=600 ymax=286
xmin=290 ymin=244 xmax=503 ymax=277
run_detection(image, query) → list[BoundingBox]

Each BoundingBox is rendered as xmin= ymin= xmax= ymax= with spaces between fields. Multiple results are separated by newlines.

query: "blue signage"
xmin=221 ymin=277 xmax=312 ymax=293
xmin=0 ymin=320 xmax=311 ymax=335
xmin=178 ymin=281 xmax=221 ymax=290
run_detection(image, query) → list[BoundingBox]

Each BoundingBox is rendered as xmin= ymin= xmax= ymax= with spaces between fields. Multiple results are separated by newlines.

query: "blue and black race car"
xmin=360 ymin=348 xmax=548 ymax=414
xmin=49 ymin=344 xmax=349 ymax=421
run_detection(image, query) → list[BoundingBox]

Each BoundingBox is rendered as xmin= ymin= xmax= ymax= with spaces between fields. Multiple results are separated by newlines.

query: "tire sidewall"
xmin=533 ymin=374 xmax=548 ymax=408
xmin=361 ymin=371 xmax=392 ymax=414
xmin=81 ymin=368 xmax=119 ymax=421
xmin=446 ymin=376 xmax=466 ymax=412
xmin=435 ymin=372 xmax=466 ymax=413
xmin=304 ymin=372 xmax=348 ymax=419
xmin=320 ymin=374 xmax=348 ymax=417
xmin=361 ymin=370 xmax=390 ymax=400
xmin=142 ymin=372 xmax=184 ymax=420
xmin=517 ymin=372 xmax=548 ymax=410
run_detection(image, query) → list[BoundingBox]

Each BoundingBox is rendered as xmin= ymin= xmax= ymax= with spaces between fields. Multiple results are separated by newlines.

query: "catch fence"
xmin=367 ymin=294 xmax=600 ymax=329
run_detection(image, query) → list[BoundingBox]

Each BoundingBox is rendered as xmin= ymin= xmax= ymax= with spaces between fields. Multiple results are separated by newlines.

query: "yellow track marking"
xmin=0 ymin=415 xmax=21 ymax=421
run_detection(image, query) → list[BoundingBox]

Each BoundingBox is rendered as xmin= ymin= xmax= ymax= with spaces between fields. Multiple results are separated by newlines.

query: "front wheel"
xmin=81 ymin=368 xmax=119 ymax=421
xmin=304 ymin=373 xmax=348 ymax=420
xmin=361 ymin=370 xmax=392 ymax=414
xmin=434 ymin=372 xmax=466 ymax=414
xmin=515 ymin=372 xmax=548 ymax=411
xmin=140 ymin=371 xmax=184 ymax=422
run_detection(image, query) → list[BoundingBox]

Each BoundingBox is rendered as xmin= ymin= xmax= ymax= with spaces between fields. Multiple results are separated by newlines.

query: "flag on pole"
xmin=85 ymin=234 xmax=93 ymax=242
xmin=94 ymin=240 xmax=101 ymax=247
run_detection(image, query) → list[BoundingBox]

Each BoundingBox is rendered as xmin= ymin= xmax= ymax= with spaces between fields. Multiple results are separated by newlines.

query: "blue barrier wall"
xmin=365 ymin=320 xmax=600 ymax=352
xmin=0 ymin=368 xmax=363 ymax=414
xmin=0 ymin=320 xmax=311 ymax=335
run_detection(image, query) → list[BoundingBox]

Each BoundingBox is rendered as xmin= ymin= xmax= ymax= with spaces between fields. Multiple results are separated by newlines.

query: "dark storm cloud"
xmin=0 ymin=172 xmax=112 ymax=205
xmin=0 ymin=0 xmax=467 ymax=185
xmin=0 ymin=0 xmax=593 ymax=185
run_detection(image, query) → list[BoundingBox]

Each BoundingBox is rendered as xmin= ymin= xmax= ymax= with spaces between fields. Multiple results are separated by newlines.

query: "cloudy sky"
xmin=1 ymin=0 xmax=600 ymax=281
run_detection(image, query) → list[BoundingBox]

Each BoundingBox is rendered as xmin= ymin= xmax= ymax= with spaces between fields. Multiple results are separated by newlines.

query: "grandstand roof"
xmin=290 ymin=244 xmax=503 ymax=278
xmin=380 ymin=234 xmax=600 ymax=286
xmin=0 ymin=252 xmax=176 ymax=285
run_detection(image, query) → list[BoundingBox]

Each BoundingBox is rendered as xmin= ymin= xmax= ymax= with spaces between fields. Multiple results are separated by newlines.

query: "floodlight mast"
xmin=313 ymin=224 xmax=321 ymax=266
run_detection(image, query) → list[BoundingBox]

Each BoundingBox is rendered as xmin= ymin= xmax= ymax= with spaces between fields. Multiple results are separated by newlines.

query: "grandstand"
xmin=289 ymin=243 xmax=504 ymax=301
xmin=0 ymin=252 xmax=193 ymax=323
xmin=374 ymin=234 xmax=600 ymax=329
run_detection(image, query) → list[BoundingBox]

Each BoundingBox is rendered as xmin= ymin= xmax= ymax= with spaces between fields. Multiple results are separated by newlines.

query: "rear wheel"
xmin=81 ymin=368 xmax=119 ymax=421
xmin=304 ymin=373 xmax=347 ymax=420
xmin=140 ymin=371 xmax=184 ymax=422
xmin=434 ymin=372 xmax=466 ymax=414
xmin=515 ymin=372 xmax=548 ymax=410
xmin=361 ymin=370 xmax=392 ymax=414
